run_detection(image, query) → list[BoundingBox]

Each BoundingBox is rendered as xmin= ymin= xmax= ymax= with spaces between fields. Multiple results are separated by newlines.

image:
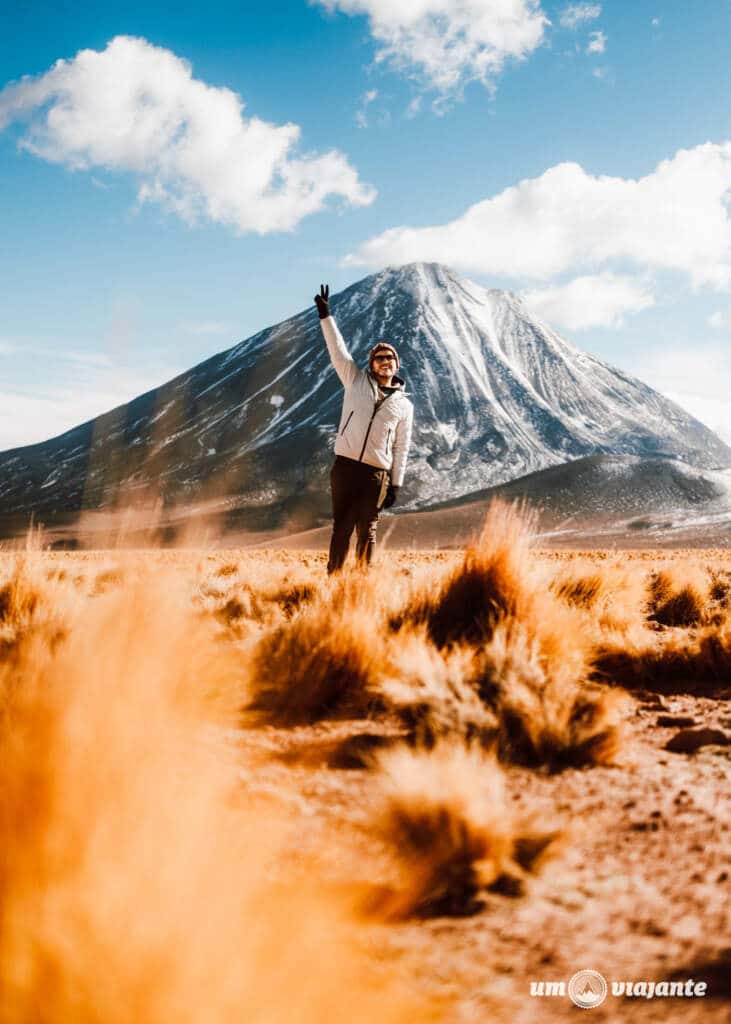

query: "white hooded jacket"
xmin=321 ymin=316 xmax=414 ymax=486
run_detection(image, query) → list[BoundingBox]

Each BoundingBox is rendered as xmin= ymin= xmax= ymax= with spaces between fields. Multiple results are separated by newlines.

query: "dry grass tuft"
xmin=393 ymin=501 xmax=534 ymax=648
xmin=0 ymin=576 xmax=428 ymax=1023
xmin=645 ymin=564 xmax=719 ymax=628
xmin=269 ymin=581 xmax=318 ymax=618
xmin=365 ymin=744 xmax=561 ymax=919
xmin=0 ymin=554 xmax=70 ymax=665
xmin=708 ymin=569 xmax=731 ymax=605
xmin=551 ymin=572 xmax=604 ymax=609
xmin=215 ymin=561 xmax=239 ymax=577
xmin=92 ymin=566 xmax=125 ymax=595
xmin=380 ymin=632 xmax=497 ymax=749
xmin=647 ymin=569 xmax=674 ymax=612
xmin=247 ymin=598 xmax=384 ymax=725
xmin=593 ymin=620 xmax=731 ymax=697
xmin=214 ymin=595 xmax=249 ymax=625
xmin=476 ymin=621 xmax=627 ymax=771
xmin=381 ymin=507 xmax=629 ymax=771
xmin=650 ymin=583 xmax=705 ymax=628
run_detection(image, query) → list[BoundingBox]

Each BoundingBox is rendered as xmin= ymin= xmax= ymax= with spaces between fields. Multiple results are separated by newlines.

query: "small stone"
xmin=665 ymin=728 xmax=731 ymax=754
xmin=640 ymin=692 xmax=669 ymax=709
xmin=630 ymin=820 xmax=661 ymax=832
xmin=657 ymin=714 xmax=697 ymax=728
xmin=645 ymin=922 xmax=667 ymax=937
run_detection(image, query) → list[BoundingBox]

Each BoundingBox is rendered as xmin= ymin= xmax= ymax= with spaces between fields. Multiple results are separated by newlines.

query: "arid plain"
xmin=1 ymin=505 xmax=729 ymax=1023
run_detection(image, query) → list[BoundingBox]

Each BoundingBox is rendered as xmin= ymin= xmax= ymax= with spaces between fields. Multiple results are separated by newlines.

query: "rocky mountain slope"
xmin=1 ymin=263 xmax=729 ymax=536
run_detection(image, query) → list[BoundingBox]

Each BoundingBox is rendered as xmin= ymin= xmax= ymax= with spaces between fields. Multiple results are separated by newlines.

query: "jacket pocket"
xmin=340 ymin=411 xmax=354 ymax=436
xmin=385 ymin=427 xmax=392 ymax=455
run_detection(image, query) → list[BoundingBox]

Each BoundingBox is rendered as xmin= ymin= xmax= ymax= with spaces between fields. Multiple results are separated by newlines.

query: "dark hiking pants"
xmin=327 ymin=455 xmax=389 ymax=574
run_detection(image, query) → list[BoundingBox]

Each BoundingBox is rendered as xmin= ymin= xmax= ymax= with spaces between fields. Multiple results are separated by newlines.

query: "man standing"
xmin=314 ymin=284 xmax=414 ymax=573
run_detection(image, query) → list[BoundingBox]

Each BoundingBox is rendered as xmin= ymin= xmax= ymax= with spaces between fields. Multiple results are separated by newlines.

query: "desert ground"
xmin=0 ymin=505 xmax=729 ymax=1023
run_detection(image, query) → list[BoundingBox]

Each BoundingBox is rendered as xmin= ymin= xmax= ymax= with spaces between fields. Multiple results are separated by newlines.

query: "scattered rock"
xmin=638 ymin=692 xmax=669 ymax=710
xmin=657 ymin=714 xmax=697 ymax=728
xmin=665 ymin=728 xmax=731 ymax=754
xmin=644 ymin=921 xmax=667 ymax=937
xmin=666 ymin=949 xmax=731 ymax=999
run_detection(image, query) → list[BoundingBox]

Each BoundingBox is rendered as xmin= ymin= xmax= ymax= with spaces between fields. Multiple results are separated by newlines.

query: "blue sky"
xmin=2 ymin=1 xmax=731 ymax=448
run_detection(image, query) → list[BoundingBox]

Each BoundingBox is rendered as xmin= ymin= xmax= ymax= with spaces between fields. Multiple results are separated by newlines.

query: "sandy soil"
xmin=231 ymin=609 xmax=731 ymax=1022
xmin=2 ymin=546 xmax=728 ymax=1022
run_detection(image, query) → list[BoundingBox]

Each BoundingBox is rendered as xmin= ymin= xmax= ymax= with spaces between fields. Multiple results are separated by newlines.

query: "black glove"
xmin=383 ymin=483 xmax=399 ymax=509
xmin=314 ymin=283 xmax=330 ymax=319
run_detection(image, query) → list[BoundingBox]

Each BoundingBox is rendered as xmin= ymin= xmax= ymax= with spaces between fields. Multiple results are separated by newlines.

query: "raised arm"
xmin=314 ymin=283 xmax=359 ymax=389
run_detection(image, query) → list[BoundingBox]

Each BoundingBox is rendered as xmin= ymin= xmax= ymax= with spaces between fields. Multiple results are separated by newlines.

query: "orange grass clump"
xmin=0 ymin=552 xmax=70 ymax=666
xmin=593 ymin=619 xmax=731 ymax=697
xmin=644 ymin=564 xmax=724 ymax=628
xmin=365 ymin=744 xmax=562 ymax=919
xmin=477 ymin=622 xmax=628 ymax=771
xmin=380 ymin=632 xmax=497 ymax=749
xmin=551 ymin=571 xmax=605 ymax=609
xmin=246 ymin=579 xmax=385 ymax=725
xmin=393 ymin=502 xmax=534 ymax=648
xmin=647 ymin=572 xmax=705 ymax=628
xmin=0 ymin=574 xmax=431 ymax=1024
xmin=383 ymin=505 xmax=628 ymax=770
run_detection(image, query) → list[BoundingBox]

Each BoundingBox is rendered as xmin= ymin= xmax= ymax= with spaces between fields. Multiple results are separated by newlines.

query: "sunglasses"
xmin=372 ymin=354 xmax=395 ymax=363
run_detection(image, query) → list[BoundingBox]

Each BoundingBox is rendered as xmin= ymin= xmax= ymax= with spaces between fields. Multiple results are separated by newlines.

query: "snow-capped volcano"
xmin=343 ymin=264 xmax=731 ymax=499
xmin=0 ymin=262 xmax=729 ymax=536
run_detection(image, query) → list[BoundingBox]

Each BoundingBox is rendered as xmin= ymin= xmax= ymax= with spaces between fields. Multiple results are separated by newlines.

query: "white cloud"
xmin=708 ymin=309 xmax=731 ymax=329
xmin=0 ymin=353 xmax=184 ymax=450
xmin=628 ymin=343 xmax=731 ymax=443
xmin=586 ymin=30 xmax=606 ymax=54
xmin=0 ymin=341 xmax=16 ymax=355
xmin=405 ymin=95 xmax=422 ymax=118
xmin=559 ymin=3 xmax=601 ymax=29
xmin=652 ymin=17 xmax=661 ymax=28
xmin=665 ymin=391 xmax=731 ymax=444
xmin=592 ymin=66 xmax=607 ymax=79
xmin=313 ymin=0 xmax=547 ymax=95
xmin=523 ymin=273 xmax=654 ymax=329
xmin=0 ymin=390 xmax=102 ymax=450
xmin=0 ymin=35 xmax=375 ymax=234
xmin=355 ymin=88 xmax=378 ymax=127
xmin=346 ymin=141 xmax=731 ymax=290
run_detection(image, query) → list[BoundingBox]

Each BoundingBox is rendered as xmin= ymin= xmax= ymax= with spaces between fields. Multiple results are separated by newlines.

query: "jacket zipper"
xmin=358 ymin=406 xmax=378 ymax=461
xmin=386 ymin=427 xmax=392 ymax=454
xmin=340 ymin=411 xmax=353 ymax=436
xmin=358 ymin=392 xmax=396 ymax=462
